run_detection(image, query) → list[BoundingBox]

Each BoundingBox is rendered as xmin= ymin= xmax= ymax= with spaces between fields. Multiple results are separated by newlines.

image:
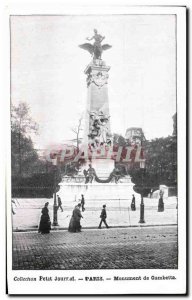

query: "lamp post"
xmin=139 ymin=160 xmax=145 ymax=223
xmin=52 ymin=158 xmax=58 ymax=226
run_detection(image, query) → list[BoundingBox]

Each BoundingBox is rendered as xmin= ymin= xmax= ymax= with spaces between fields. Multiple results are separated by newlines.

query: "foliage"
xmin=144 ymin=136 xmax=177 ymax=188
xmin=11 ymin=102 xmax=39 ymax=135
xmin=12 ymin=170 xmax=62 ymax=198
xmin=11 ymin=102 xmax=61 ymax=198
xmin=11 ymin=102 xmax=39 ymax=176
xmin=113 ymin=133 xmax=177 ymax=195
xmin=129 ymin=136 xmax=177 ymax=195
xmin=11 ymin=130 xmax=39 ymax=176
xmin=60 ymin=161 xmax=81 ymax=177
xmin=113 ymin=133 xmax=127 ymax=147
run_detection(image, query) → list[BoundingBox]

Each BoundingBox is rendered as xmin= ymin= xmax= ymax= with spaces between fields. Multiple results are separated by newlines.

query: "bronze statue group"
xmin=84 ymin=164 xmax=123 ymax=184
xmin=79 ymin=29 xmax=111 ymax=60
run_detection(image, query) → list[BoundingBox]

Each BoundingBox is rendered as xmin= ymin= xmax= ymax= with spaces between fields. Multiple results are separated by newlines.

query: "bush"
xmin=12 ymin=172 xmax=61 ymax=198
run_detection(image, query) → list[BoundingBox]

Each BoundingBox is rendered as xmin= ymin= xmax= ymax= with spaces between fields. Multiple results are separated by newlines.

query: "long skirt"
xmin=68 ymin=217 xmax=81 ymax=232
xmin=38 ymin=215 xmax=51 ymax=234
xmin=68 ymin=216 xmax=76 ymax=232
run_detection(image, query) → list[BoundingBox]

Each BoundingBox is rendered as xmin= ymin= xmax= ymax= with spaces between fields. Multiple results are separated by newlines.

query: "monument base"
xmin=59 ymin=175 xmax=139 ymax=209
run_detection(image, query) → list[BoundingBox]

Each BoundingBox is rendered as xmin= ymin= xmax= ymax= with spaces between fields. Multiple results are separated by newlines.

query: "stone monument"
xmin=59 ymin=30 xmax=139 ymax=212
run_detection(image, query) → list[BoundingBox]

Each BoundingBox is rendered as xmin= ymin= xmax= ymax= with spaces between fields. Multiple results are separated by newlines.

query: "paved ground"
xmin=12 ymin=225 xmax=178 ymax=270
xmin=12 ymin=197 xmax=177 ymax=230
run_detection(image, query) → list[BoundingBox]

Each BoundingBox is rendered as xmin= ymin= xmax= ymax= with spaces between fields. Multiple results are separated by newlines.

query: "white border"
xmin=5 ymin=3 xmax=186 ymax=295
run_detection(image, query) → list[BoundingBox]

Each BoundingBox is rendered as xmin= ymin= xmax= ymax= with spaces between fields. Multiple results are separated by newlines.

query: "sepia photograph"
xmin=6 ymin=4 xmax=187 ymax=295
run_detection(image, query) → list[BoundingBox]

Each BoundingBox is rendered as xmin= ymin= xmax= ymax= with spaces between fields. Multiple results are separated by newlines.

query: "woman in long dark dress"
xmin=38 ymin=202 xmax=51 ymax=234
xmin=68 ymin=205 xmax=76 ymax=232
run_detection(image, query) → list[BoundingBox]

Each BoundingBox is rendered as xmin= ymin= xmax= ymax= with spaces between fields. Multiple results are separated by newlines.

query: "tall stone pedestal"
xmin=83 ymin=59 xmax=112 ymax=147
xmin=82 ymin=59 xmax=115 ymax=179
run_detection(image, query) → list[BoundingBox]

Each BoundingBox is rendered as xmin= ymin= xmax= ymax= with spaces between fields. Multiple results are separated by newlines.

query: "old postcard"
xmin=6 ymin=4 xmax=187 ymax=295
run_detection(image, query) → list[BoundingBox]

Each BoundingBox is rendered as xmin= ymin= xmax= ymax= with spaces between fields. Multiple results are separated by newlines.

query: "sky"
xmin=11 ymin=14 xmax=176 ymax=149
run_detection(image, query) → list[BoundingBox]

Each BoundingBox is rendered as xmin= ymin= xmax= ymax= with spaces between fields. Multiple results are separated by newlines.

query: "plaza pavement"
xmin=12 ymin=197 xmax=177 ymax=231
xmin=12 ymin=226 xmax=178 ymax=270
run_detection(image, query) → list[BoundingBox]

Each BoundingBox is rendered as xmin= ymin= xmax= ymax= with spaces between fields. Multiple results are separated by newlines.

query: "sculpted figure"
xmin=87 ymin=164 xmax=95 ymax=183
xmin=88 ymin=110 xmax=111 ymax=147
xmin=79 ymin=29 xmax=112 ymax=60
xmin=99 ymin=120 xmax=108 ymax=144
xmin=112 ymin=167 xmax=121 ymax=184
xmin=83 ymin=165 xmax=96 ymax=184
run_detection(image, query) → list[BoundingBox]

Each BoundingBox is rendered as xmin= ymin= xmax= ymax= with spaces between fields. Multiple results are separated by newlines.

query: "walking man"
xmin=57 ymin=195 xmax=63 ymax=212
xmin=98 ymin=204 xmax=109 ymax=229
xmin=81 ymin=194 xmax=85 ymax=212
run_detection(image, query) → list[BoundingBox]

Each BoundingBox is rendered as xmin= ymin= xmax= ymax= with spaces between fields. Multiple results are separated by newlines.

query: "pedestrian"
xmin=98 ymin=204 xmax=109 ymax=229
xmin=131 ymin=194 xmax=136 ymax=211
xmin=158 ymin=190 xmax=164 ymax=212
xmin=81 ymin=194 xmax=85 ymax=211
xmin=68 ymin=204 xmax=83 ymax=232
xmin=57 ymin=195 xmax=63 ymax=212
xmin=11 ymin=199 xmax=16 ymax=215
xmin=38 ymin=202 xmax=51 ymax=234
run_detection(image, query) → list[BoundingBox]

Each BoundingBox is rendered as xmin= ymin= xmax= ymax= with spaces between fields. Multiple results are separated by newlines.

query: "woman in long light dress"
xmin=68 ymin=204 xmax=83 ymax=232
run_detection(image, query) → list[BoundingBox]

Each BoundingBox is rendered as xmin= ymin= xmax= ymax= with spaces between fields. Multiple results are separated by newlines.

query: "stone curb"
xmin=13 ymin=223 xmax=177 ymax=233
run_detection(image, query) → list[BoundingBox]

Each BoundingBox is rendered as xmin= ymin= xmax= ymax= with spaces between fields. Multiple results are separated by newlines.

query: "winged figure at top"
xmin=79 ymin=29 xmax=112 ymax=60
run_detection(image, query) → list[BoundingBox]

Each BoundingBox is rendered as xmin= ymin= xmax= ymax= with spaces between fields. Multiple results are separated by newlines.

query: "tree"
xmin=11 ymin=131 xmax=39 ymax=176
xmin=11 ymin=102 xmax=39 ymax=176
xmin=129 ymin=136 xmax=177 ymax=196
xmin=112 ymin=132 xmax=177 ymax=196
xmin=11 ymin=102 xmax=64 ymax=197
xmin=144 ymin=136 xmax=177 ymax=188
xmin=11 ymin=102 xmax=38 ymax=135
xmin=113 ymin=133 xmax=127 ymax=147
xmin=71 ymin=116 xmax=83 ymax=149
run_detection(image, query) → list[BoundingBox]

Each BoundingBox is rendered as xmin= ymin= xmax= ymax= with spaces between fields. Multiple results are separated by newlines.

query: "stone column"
xmin=83 ymin=59 xmax=114 ymax=177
